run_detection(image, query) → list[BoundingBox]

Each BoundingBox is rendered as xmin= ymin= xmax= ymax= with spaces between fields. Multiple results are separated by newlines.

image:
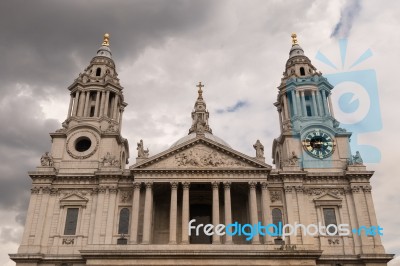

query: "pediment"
xmin=60 ymin=193 xmax=88 ymax=207
xmin=130 ymin=136 xmax=271 ymax=171
xmin=313 ymin=193 xmax=342 ymax=207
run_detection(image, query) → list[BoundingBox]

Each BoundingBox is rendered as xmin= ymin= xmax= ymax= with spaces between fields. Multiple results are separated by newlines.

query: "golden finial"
xmin=291 ymin=33 xmax=298 ymax=46
xmin=102 ymin=33 xmax=110 ymax=46
xmin=196 ymin=82 xmax=204 ymax=98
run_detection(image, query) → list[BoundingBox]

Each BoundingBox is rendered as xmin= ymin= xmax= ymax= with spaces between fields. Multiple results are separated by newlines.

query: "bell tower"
xmin=50 ymin=33 xmax=129 ymax=173
xmin=272 ymin=34 xmax=352 ymax=171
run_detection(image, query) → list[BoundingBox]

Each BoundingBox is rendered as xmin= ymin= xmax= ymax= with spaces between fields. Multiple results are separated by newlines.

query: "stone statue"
xmin=137 ymin=139 xmax=149 ymax=158
xmin=40 ymin=152 xmax=54 ymax=167
xmin=352 ymin=151 xmax=363 ymax=165
xmin=253 ymin=140 xmax=264 ymax=158
xmin=288 ymin=151 xmax=298 ymax=165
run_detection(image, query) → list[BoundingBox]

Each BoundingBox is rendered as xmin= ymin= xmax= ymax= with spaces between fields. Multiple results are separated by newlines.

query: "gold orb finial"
xmin=102 ymin=33 xmax=110 ymax=46
xmin=291 ymin=33 xmax=298 ymax=46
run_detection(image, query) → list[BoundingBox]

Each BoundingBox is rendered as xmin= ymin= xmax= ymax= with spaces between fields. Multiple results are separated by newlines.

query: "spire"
xmin=189 ymin=82 xmax=212 ymax=135
xmin=97 ymin=33 xmax=112 ymax=58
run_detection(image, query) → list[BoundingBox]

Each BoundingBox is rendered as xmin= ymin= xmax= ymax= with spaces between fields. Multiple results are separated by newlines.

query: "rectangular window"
xmin=64 ymin=208 xmax=79 ymax=235
xmin=323 ymin=208 xmax=337 ymax=234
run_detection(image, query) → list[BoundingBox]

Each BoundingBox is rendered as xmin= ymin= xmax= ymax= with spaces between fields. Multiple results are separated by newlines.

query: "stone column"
xmin=78 ymin=91 xmax=86 ymax=117
xmin=67 ymin=95 xmax=73 ymax=118
xmin=363 ymin=185 xmax=384 ymax=252
xmin=40 ymin=188 xmax=57 ymax=246
xmin=113 ymin=95 xmax=119 ymax=120
xmin=321 ymin=90 xmax=329 ymax=115
xmin=295 ymin=186 xmax=311 ymax=245
xmin=99 ymin=91 xmax=105 ymax=116
xmin=316 ymin=89 xmax=324 ymax=116
xmin=83 ymin=91 xmax=90 ymax=117
xmin=351 ymin=185 xmax=372 ymax=253
xmin=72 ymin=91 xmax=80 ymax=116
xmin=260 ymin=182 xmax=271 ymax=244
xmin=249 ymin=182 xmax=260 ymax=244
xmin=142 ymin=182 xmax=153 ymax=244
xmin=283 ymin=94 xmax=290 ymax=119
xmin=94 ymin=91 xmax=101 ymax=117
xmin=224 ymin=182 xmax=233 ymax=244
xmin=119 ymin=107 xmax=124 ymax=131
xmin=300 ymin=91 xmax=307 ymax=116
xmin=284 ymin=186 xmax=297 ymax=244
xmin=181 ymin=182 xmax=190 ymax=244
xmin=311 ymin=91 xmax=318 ymax=116
xmin=212 ymin=181 xmax=220 ymax=244
xmin=130 ymin=182 xmax=141 ymax=244
xmin=169 ymin=182 xmax=178 ymax=244
xmin=20 ymin=187 xmax=40 ymax=245
xmin=295 ymin=90 xmax=302 ymax=116
xmin=328 ymin=94 xmax=335 ymax=116
xmin=104 ymin=91 xmax=110 ymax=117
xmin=105 ymin=187 xmax=118 ymax=244
xmin=34 ymin=187 xmax=51 ymax=246
xmin=92 ymin=186 xmax=106 ymax=243
xmin=278 ymin=109 xmax=283 ymax=131
xmin=290 ymin=90 xmax=297 ymax=116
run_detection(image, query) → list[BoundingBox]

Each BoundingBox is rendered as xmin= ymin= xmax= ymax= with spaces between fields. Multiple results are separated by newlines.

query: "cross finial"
xmin=196 ymin=82 xmax=204 ymax=97
xmin=291 ymin=33 xmax=298 ymax=46
xmin=102 ymin=33 xmax=110 ymax=46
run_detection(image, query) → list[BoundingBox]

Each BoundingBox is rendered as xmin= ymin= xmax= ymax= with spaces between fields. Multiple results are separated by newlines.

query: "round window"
xmin=75 ymin=137 xmax=92 ymax=152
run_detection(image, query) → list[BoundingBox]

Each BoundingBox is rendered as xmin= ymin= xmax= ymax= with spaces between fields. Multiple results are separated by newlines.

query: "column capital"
xmin=145 ymin=182 xmax=153 ymax=189
xmin=284 ymin=185 xmax=293 ymax=193
xmin=170 ymin=182 xmax=178 ymax=190
xmin=223 ymin=182 xmax=231 ymax=189
xmin=182 ymin=182 xmax=190 ymax=190
xmin=261 ymin=182 xmax=268 ymax=190
xmin=248 ymin=181 xmax=257 ymax=190
xmin=109 ymin=186 xmax=118 ymax=194
xmin=212 ymin=181 xmax=219 ymax=189
xmin=133 ymin=182 xmax=141 ymax=190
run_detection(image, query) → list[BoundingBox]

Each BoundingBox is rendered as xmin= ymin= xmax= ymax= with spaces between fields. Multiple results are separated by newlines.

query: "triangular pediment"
xmin=314 ymin=193 xmax=341 ymax=201
xmin=130 ymin=136 xmax=271 ymax=171
xmin=60 ymin=193 xmax=88 ymax=207
xmin=313 ymin=192 xmax=342 ymax=207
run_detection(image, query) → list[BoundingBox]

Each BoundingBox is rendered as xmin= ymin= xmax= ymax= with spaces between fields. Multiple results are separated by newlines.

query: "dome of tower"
xmin=289 ymin=44 xmax=305 ymax=58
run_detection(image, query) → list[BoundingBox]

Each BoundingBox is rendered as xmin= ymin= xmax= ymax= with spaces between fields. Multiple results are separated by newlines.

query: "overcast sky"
xmin=1 ymin=0 xmax=399 ymax=265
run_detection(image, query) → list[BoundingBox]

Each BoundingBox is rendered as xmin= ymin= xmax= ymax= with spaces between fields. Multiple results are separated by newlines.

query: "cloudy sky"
xmin=1 ymin=0 xmax=399 ymax=265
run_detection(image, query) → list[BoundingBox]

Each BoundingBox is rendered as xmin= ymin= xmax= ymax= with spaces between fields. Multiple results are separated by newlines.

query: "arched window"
xmin=96 ymin=67 xmax=101 ymax=76
xmin=118 ymin=208 xmax=130 ymax=234
xmin=300 ymin=67 xmax=305 ymax=76
xmin=272 ymin=208 xmax=283 ymax=233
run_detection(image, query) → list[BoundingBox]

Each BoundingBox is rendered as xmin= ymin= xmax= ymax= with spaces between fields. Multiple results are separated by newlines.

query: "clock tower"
xmin=272 ymin=33 xmax=352 ymax=171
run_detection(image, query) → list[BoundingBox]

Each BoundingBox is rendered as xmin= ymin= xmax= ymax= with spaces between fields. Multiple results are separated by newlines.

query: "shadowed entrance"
xmin=190 ymin=204 xmax=212 ymax=244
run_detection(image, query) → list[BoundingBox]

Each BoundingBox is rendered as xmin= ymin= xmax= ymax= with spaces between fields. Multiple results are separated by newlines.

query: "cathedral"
xmin=10 ymin=33 xmax=393 ymax=266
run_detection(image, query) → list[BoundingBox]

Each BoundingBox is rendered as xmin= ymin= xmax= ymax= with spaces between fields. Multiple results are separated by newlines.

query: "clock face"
xmin=302 ymin=129 xmax=334 ymax=159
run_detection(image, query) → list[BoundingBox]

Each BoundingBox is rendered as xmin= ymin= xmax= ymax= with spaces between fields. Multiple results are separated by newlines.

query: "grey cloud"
xmin=216 ymin=100 xmax=249 ymax=114
xmin=331 ymin=0 xmax=362 ymax=38
xmin=0 ymin=0 xmax=218 ymax=95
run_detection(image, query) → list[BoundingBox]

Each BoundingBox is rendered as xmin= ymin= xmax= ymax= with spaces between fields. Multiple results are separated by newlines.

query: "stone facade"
xmin=10 ymin=34 xmax=393 ymax=266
